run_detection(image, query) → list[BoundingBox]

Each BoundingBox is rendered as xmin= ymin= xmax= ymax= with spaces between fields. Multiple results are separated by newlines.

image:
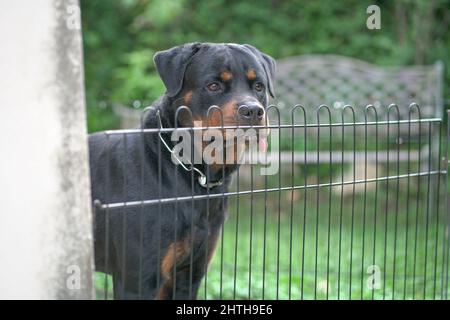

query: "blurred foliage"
xmin=80 ymin=0 xmax=450 ymax=133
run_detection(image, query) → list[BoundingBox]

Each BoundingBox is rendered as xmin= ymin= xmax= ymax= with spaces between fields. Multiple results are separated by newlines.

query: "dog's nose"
xmin=237 ymin=103 xmax=265 ymax=123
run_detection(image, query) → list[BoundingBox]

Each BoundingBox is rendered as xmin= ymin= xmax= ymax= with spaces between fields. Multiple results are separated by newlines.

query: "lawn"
xmin=95 ymin=170 xmax=449 ymax=300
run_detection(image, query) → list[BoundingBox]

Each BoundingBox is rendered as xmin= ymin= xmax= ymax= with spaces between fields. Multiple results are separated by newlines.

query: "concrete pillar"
xmin=0 ymin=0 xmax=94 ymax=299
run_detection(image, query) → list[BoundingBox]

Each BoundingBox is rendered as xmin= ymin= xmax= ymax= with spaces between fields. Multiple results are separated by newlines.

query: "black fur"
xmin=89 ymin=43 xmax=276 ymax=299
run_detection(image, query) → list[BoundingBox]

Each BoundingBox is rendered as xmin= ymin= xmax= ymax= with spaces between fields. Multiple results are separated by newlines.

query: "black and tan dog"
xmin=89 ymin=43 xmax=275 ymax=299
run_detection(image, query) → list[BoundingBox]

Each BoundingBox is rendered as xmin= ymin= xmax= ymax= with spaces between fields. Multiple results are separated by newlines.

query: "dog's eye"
xmin=254 ymin=82 xmax=264 ymax=92
xmin=206 ymin=82 xmax=221 ymax=92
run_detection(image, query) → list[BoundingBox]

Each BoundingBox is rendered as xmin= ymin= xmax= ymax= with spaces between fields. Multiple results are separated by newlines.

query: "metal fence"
xmin=93 ymin=104 xmax=449 ymax=300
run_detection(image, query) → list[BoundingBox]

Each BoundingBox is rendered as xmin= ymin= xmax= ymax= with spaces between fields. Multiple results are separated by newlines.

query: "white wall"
xmin=0 ymin=0 xmax=94 ymax=299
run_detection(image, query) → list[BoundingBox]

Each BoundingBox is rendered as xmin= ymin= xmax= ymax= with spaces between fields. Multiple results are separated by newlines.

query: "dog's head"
xmin=153 ymin=43 xmax=275 ymax=168
xmin=154 ymin=42 xmax=275 ymax=128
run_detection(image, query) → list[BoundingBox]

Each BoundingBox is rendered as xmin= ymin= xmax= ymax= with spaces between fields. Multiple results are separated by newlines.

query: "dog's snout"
xmin=237 ymin=102 xmax=264 ymax=123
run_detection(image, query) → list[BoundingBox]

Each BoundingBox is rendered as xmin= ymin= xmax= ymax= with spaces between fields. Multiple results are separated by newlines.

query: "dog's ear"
xmin=242 ymin=44 xmax=276 ymax=98
xmin=153 ymin=43 xmax=202 ymax=98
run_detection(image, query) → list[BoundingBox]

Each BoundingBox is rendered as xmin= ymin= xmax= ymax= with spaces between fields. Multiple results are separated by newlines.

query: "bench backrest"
xmin=273 ymin=55 xmax=443 ymax=124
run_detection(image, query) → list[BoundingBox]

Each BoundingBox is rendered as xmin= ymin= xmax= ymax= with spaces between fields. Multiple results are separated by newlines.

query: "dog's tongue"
xmin=259 ymin=137 xmax=268 ymax=152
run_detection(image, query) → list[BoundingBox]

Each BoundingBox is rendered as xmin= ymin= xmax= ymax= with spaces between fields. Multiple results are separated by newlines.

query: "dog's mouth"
xmin=185 ymin=107 xmax=270 ymax=162
xmin=192 ymin=119 xmax=270 ymax=149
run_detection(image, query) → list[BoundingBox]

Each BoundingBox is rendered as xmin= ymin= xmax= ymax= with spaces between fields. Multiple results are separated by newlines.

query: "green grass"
xmin=95 ymin=175 xmax=449 ymax=300
xmin=201 ymin=182 xmax=448 ymax=300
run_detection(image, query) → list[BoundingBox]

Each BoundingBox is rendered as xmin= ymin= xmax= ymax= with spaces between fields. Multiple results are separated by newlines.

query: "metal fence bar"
xmin=432 ymin=121 xmax=442 ymax=298
xmin=104 ymin=133 xmax=111 ymax=299
xmin=412 ymin=108 xmax=422 ymax=299
xmin=445 ymin=110 xmax=450 ymax=299
xmin=392 ymin=105 xmax=401 ymax=299
xmin=402 ymin=106 xmax=414 ymax=298
xmin=299 ymin=106 xmax=307 ymax=300
xmin=273 ymin=107 xmax=282 ymax=300
xmin=359 ymin=106 xmax=371 ymax=298
xmin=337 ymin=108 xmax=347 ymax=299
xmin=325 ymin=106 xmax=334 ymax=299
xmin=371 ymin=106 xmax=379 ymax=300
xmin=233 ymin=146 xmax=241 ymax=300
xmin=347 ymin=106 xmax=356 ymax=300
xmin=98 ymin=171 xmax=445 ymax=209
xmin=102 ymin=118 xmax=444 ymax=135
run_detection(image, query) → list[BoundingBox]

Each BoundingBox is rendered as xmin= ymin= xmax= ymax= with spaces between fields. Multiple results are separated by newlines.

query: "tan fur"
xmin=246 ymin=69 xmax=256 ymax=80
xmin=154 ymin=238 xmax=190 ymax=300
xmin=183 ymin=90 xmax=193 ymax=105
xmin=220 ymin=71 xmax=233 ymax=81
xmin=160 ymin=238 xmax=190 ymax=280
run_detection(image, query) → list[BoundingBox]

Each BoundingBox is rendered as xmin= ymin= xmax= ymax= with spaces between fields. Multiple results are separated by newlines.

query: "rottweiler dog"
xmin=89 ymin=43 xmax=275 ymax=299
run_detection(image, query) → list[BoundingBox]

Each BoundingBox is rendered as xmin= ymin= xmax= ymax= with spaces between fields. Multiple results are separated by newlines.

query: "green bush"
xmin=81 ymin=0 xmax=449 ymax=132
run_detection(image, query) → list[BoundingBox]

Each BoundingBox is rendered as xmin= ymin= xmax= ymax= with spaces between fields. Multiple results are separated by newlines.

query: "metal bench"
xmin=274 ymin=54 xmax=443 ymax=120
